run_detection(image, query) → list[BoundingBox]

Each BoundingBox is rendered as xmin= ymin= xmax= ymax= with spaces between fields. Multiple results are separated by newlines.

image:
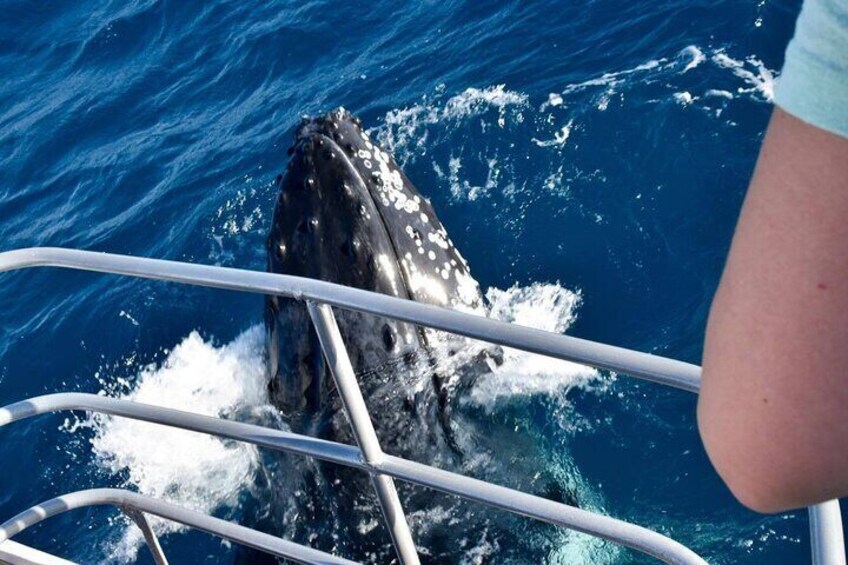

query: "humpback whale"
xmin=257 ymin=111 xmax=580 ymax=561
xmin=265 ymin=108 xmax=490 ymax=439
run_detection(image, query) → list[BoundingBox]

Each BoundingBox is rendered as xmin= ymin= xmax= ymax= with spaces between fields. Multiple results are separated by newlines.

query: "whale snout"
xmin=290 ymin=107 xmax=366 ymax=158
xmin=266 ymin=109 xmax=422 ymax=419
xmin=266 ymin=108 xmax=484 ymax=424
xmin=270 ymin=113 xmax=402 ymax=295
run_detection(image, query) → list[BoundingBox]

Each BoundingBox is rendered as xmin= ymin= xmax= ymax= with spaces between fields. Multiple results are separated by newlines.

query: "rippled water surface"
xmin=2 ymin=1 xmax=839 ymax=563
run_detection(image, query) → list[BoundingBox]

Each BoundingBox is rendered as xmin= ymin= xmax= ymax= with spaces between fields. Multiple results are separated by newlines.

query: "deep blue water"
xmin=1 ymin=0 xmax=842 ymax=563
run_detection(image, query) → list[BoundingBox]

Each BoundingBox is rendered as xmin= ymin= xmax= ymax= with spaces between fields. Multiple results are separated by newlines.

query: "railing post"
xmin=810 ymin=501 xmax=846 ymax=565
xmin=307 ymin=301 xmax=420 ymax=565
xmin=121 ymin=507 xmax=169 ymax=565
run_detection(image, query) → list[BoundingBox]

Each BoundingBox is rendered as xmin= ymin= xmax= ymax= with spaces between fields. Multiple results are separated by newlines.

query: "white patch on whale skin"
xmin=453 ymin=269 xmax=484 ymax=312
xmin=403 ymin=200 xmax=419 ymax=214
xmin=409 ymin=271 xmax=449 ymax=304
xmin=428 ymin=231 xmax=450 ymax=250
xmin=377 ymin=253 xmax=401 ymax=295
xmin=347 ymin=114 xmax=485 ymax=314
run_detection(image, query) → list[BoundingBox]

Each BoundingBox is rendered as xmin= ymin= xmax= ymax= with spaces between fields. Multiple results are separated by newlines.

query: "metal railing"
xmin=0 ymin=247 xmax=843 ymax=565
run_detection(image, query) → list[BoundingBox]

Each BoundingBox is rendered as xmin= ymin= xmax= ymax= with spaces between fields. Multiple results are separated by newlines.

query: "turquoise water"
xmin=1 ymin=1 xmax=840 ymax=563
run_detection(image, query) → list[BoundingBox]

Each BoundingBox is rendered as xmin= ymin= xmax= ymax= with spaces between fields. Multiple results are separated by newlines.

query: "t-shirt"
xmin=775 ymin=0 xmax=848 ymax=138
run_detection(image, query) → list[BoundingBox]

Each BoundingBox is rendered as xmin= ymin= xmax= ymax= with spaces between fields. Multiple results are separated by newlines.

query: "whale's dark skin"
xmin=265 ymin=108 xmax=488 ymax=440
xmin=254 ymin=112 xmax=581 ymax=561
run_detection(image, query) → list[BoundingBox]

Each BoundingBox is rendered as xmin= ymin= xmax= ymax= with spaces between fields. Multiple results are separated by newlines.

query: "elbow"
xmin=698 ymin=321 xmax=804 ymax=513
xmin=697 ymin=388 xmax=798 ymax=514
xmin=728 ymin=480 xmax=789 ymax=515
xmin=708 ymin=451 xmax=790 ymax=514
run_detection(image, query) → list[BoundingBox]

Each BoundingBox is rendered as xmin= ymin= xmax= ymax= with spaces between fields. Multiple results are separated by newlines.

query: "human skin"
xmin=699 ymin=107 xmax=848 ymax=513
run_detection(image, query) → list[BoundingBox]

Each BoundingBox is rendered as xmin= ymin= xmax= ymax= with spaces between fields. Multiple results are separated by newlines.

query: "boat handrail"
xmin=0 ymin=247 xmax=842 ymax=565
xmin=0 ymin=393 xmax=705 ymax=565
xmin=0 ymin=247 xmax=700 ymax=392
xmin=0 ymin=488 xmax=357 ymax=565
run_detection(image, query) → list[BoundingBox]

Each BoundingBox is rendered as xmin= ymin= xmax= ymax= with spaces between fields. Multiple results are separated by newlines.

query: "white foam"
xmin=673 ymin=91 xmax=695 ymax=106
xmin=711 ymin=51 xmax=776 ymax=102
xmin=541 ymin=92 xmax=564 ymax=111
xmin=467 ymin=284 xmax=599 ymax=408
xmin=532 ymin=119 xmax=574 ymax=147
xmin=442 ymin=154 xmax=502 ymax=201
xmin=561 ymin=57 xmax=671 ymax=95
xmin=680 ymin=45 xmax=706 ymax=73
xmin=705 ymin=89 xmax=734 ymax=99
xmin=213 ymin=186 xmax=264 ymax=237
xmin=208 ymin=180 xmax=267 ymax=266
xmin=374 ymin=44 xmax=782 ymax=214
xmin=86 ymin=326 xmax=273 ymax=561
xmin=373 ymin=85 xmax=528 ymax=162
xmin=555 ymin=46 xmax=776 ymax=109
xmin=443 ymin=85 xmax=529 ymax=119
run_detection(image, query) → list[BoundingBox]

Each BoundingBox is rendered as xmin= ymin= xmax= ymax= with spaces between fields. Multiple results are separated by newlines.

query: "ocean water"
xmin=0 ymin=0 xmax=840 ymax=563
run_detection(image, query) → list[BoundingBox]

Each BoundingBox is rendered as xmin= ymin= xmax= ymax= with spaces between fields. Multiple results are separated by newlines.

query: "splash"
xmin=372 ymin=84 xmax=529 ymax=163
xmin=79 ymin=280 xmax=603 ymax=561
xmin=467 ymin=283 xmax=599 ymax=408
xmin=681 ymin=45 xmax=707 ymax=73
xmin=86 ymin=326 xmax=274 ymax=561
xmin=532 ymin=119 xmax=574 ymax=147
xmin=372 ymin=45 xmax=776 ymax=206
xmin=711 ymin=50 xmax=776 ymax=102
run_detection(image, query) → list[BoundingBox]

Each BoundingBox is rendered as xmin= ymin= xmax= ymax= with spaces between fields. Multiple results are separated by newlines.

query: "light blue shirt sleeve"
xmin=774 ymin=0 xmax=848 ymax=138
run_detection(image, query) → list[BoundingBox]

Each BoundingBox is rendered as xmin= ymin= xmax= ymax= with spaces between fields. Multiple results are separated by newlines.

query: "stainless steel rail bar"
xmin=0 ymin=393 xmax=707 ymax=565
xmin=0 ymin=540 xmax=76 ymax=565
xmin=0 ymin=247 xmax=842 ymax=563
xmin=374 ymin=455 xmax=707 ymax=564
xmin=0 ymin=247 xmax=700 ymax=392
xmin=308 ymin=302 xmax=420 ymax=565
xmin=121 ymin=508 xmax=168 ymax=565
xmin=0 ymin=489 xmax=357 ymax=565
xmin=810 ymin=502 xmax=847 ymax=565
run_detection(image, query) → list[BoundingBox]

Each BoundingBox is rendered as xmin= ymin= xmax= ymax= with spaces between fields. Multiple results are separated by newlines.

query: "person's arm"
xmin=699 ymin=107 xmax=848 ymax=513
xmin=698 ymin=0 xmax=848 ymax=513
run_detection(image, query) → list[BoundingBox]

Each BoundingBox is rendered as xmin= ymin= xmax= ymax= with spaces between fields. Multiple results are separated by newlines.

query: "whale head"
xmin=265 ymin=108 xmax=483 ymax=426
